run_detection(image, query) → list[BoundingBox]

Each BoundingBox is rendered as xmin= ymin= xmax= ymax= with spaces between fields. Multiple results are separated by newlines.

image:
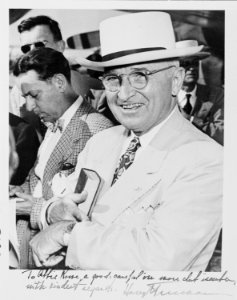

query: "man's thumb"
xmin=70 ymin=190 xmax=88 ymax=204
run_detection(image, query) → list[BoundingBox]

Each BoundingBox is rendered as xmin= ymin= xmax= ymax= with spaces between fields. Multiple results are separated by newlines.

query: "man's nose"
xmin=25 ymin=97 xmax=36 ymax=111
xmin=117 ymin=77 xmax=135 ymax=101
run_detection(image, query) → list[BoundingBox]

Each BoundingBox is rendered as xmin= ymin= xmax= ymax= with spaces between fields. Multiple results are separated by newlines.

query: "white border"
xmin=1 ymin=1 xmax=237 ymax=299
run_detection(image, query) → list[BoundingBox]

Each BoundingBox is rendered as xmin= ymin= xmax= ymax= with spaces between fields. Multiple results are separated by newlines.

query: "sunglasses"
xmin=180 ymin=59 xmax=199 ymax=69
xmin=21 ymin=41 xmax=48 ymax=54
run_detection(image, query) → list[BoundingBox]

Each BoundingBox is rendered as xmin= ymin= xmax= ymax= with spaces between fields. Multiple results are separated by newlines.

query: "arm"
xmin=29 ymin=192 xmax=88 ymax=267
xmin=30 ymin=221 xmax=76 ymax=267
xmin=10 ymin=122 xmax=40 ymax=185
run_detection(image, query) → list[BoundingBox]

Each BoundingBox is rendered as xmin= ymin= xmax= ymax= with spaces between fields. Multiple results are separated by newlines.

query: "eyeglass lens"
xmin=103 ymin=72 xmax=147 ymax=91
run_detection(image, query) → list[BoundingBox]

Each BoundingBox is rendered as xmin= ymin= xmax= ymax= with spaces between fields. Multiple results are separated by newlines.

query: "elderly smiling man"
xmin=30 ymin=12 xmax=223 ymax=271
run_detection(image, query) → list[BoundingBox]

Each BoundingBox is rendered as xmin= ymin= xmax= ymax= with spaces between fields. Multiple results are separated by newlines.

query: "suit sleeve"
xmin=66 ymin=141 xmax=222 ymax=270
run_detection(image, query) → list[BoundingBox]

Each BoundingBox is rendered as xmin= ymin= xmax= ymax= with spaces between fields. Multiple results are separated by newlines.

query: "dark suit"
xmin=182 ymin=84 xmax=224 ymax=145
xmin=9 ymin=113 xmax=40 ymax=185
xmin=181 ymin=84 xmax=224 ymax=145
xmin=16 ymin=99 xmax=113 ymax=268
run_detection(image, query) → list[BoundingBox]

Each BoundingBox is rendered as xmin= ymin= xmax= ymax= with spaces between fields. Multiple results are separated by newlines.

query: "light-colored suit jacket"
xmin=65 ymin=106 xmax=223 ymax=271
xmin=17 ymin=99 xmax=113 ymax=268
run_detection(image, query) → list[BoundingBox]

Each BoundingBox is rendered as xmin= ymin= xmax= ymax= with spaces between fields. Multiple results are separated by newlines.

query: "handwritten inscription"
xmin=21 ymin=270 xmax=235 ymax=298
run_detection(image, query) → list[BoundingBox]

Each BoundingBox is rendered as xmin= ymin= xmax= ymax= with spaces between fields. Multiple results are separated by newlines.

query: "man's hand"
xmin=9 ymin=185 xmax=24 ymax=197
xmin=15 ymin=192 xmax=35 ymax=215
xmin=30 ymin=220 xmax=76 ymax=267
xmin=47 ymin=191 xmax=87 ymax=224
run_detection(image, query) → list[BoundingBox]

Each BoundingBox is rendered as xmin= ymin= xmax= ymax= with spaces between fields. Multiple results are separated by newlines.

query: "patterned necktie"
xmin=183 ymin=93 xmax=192 ymax=114
xmin=111 ymin=136 xmax=141 ymax=185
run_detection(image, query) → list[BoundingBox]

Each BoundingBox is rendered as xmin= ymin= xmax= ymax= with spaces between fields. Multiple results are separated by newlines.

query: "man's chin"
xmin=40 ymin=117 xmax=52 ymax=124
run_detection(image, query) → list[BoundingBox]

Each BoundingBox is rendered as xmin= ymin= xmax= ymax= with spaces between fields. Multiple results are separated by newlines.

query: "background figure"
xmin=9 ymin=113 xmax=40 ymax=185
xmin=10 ymin=15 xmax=103 ymax=141
xmin=9 ymin=127 xmax=20 ymax=268
xmin=10 ymin=47 xmax=113 ymax=268
xmin=177 ymin=40 xmax=224 ymax=145
xmin=10 ymin=15 xmax=67 ymax=140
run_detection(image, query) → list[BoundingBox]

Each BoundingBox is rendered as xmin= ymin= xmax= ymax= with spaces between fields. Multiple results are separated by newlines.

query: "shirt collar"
xmin=130 ymin=106 xmax=176 ymax=148
xmin=177 ymin=85 xmax=197 ymax=108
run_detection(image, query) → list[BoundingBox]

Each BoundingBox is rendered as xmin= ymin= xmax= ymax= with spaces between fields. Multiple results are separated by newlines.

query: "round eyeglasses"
xmin=100 ymin=65 xmax=176 ymax=92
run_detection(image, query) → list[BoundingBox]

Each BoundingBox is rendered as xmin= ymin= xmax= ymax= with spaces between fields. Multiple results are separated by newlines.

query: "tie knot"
xmin=46 ymin=119 xmax=64 ymax=133
xmin=127 ymin=136 xmax=141 ymax=152
xmin=186 ymin=93 xmax=191 ymax=101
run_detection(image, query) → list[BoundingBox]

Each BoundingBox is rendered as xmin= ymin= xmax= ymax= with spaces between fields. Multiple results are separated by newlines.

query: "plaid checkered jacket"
xmin=16 ymin=99 xmax=113 ymax=268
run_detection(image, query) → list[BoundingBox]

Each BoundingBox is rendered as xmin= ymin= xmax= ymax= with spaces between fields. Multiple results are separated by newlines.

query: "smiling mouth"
xmin=120 ymin=103 xmax=144 ymax=110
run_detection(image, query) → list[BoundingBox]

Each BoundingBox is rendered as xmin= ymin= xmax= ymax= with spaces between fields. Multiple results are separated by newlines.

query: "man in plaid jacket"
xmin=10 ymin=48 xmax=113 ymax=268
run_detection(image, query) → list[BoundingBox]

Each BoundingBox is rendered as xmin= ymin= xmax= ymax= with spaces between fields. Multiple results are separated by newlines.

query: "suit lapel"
xmin=93 ymin=145 xmax=167 ymax=226
xmin=193 ymin=84 xmax=208 ymax=115
xmin=42 ymin=100 xmax=92 ymax=198
xmin=86 ymin=126 xmax=130 ymax=199
xmin=92 ymin=106 xmax=206 ymax=226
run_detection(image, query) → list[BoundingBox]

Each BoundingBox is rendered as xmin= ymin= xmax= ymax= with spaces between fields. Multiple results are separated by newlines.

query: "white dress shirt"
xmin=118 ymin=106 xmax=176 ymax=163
xmin=177 ymin=85 xmax=197 ymax=111
xmin=33 ymin=96 xmax=83 ymax=198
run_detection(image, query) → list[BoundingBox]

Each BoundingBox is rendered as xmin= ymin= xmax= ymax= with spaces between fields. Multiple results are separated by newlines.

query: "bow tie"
xmin=46 ymin=119 xmax=64 ymax=133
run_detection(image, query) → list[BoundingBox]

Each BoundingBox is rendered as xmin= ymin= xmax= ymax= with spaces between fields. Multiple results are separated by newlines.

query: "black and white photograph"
xmin=1 ymin=1 xmax=237 ymax=299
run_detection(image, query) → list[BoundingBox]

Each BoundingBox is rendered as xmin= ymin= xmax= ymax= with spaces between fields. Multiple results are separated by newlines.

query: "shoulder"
xmin=77 ymin=99 xmax=114 ymax=132
xmin=85 ymin=125 xmax=125 ymax=147
xmin=197 ymin=84 xmax=224 ymax=101
xmin=155 ymin=110 xmax=223 ymax=163
xmin=169 ymin=130 xmax=223 ymax=171
xmin=9 ymin=113 xmax=27 ymax=127
xmin=9 ymin=113 xmax=35 ymax=135
xmin=90 ymin=124 xmax=124 ymax=139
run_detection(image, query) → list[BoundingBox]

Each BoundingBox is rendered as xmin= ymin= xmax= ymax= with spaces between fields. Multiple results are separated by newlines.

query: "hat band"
xmin=102 ymin=47 xmax=166 ymax=62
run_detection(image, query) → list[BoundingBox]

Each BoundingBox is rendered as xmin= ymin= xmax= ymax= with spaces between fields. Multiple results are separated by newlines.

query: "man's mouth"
xmin=121 ymin=103 xmax=144 ymax=110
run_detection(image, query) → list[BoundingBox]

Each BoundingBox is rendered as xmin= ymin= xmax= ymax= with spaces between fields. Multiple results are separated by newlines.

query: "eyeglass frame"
xmin=21 ymin=40 xmax=48 ymax=54
xmin=99 ymin=65 xmax=176 ymax=92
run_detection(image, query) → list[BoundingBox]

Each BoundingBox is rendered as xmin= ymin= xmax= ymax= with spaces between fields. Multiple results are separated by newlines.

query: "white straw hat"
xmin=175 ymin=40 xmax=210 ymax=59
xmin=76 ymin=12 xmax=207 ymax=70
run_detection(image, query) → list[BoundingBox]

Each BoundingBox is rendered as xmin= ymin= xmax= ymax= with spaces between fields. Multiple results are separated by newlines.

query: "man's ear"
xmin=52 ymin=74 xmax=67 ymax=92
xmin=171 ymin=67 xmax=185 ymax=96
xmin=56 ymin=40 xmax=66 ymax=53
